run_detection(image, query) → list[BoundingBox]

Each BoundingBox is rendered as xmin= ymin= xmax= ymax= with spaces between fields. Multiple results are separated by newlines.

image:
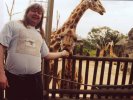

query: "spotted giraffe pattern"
xmin=57 ymin=59 xmax=83 ymax=90
xmin=49 ymin=0 xmax=106 ymax=90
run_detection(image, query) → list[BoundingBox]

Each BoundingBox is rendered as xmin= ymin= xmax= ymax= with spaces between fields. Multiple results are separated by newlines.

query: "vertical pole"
xmin=45 ymin=0 xmax=54 ymax=46
xmin=43 ymin=0 xmax=54 ymax=99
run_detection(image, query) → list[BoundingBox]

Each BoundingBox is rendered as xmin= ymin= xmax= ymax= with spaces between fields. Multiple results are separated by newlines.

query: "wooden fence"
xmin=43 ymin=56 xmax=133 ymax=100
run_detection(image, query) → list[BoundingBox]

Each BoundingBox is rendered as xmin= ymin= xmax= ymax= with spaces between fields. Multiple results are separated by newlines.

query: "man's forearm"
xmin=44 ymin=50 xmax=69 ymax=60
xmin=44 ymin=52 xmax=62 ymax=60
xmin=0 ymin=44 xmax=5 ymax=74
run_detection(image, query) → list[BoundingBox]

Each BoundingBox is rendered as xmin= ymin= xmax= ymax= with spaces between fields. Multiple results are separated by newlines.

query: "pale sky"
xmin=1 ymin=0 xmax=133 ymax=38
xmin=53 ymin=0 xmax=133 ymax=38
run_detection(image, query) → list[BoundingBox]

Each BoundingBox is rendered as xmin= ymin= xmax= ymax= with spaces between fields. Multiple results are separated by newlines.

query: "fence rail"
xmin=43 ymin=55 xmax=133 ymax=99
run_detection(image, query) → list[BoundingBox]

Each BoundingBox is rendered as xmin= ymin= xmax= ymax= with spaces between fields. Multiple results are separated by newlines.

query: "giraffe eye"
xmin=60 ymin=34 xmax=64 ymax=39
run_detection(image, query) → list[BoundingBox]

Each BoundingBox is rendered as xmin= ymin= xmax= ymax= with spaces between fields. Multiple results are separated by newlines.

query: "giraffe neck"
xmin=61 ymin=2 xmax=89 ymax=30
xmin=50 ymin=0 xmax=106 ymax=52
xmin=50 ymin=2 xmax=89 ymax=52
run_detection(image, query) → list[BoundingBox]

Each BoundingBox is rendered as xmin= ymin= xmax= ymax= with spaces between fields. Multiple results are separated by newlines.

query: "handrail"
xmin=49 ymin=88 xmax=133 ymax=95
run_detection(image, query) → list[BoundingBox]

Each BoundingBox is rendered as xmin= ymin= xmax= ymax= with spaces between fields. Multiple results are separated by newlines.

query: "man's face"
xmin=26 ymin=8 xmax=43 ymax=27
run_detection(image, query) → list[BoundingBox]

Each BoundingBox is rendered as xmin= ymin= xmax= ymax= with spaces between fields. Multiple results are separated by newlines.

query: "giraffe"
xmin=99 ymin=41 xmax=117 ymax=57
xmin=48 ymin=0 xmax=106 ymax=90
xmin=108 ymin=41 xmax=117 ymax=57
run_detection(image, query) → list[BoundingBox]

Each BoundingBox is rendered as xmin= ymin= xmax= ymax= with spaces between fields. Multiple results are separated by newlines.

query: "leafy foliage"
xmin=78 ymin=26 xmax=127 ymax=56
xmin=87 ymin=26 xmax=125 ymax=50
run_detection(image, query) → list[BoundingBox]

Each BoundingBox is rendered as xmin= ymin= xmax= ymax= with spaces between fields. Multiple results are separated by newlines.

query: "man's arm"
xmin=0 ymin=44 xmax=9 ymax=89
xmin=0 ymin=44 xmax=5 ymax=73
xmin=44 ymin=50 xmax=69 ymax=60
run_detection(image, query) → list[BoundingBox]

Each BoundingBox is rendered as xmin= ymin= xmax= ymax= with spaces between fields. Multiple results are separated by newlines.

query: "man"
xmin=0 ymin=3 xmax=69 ymax=100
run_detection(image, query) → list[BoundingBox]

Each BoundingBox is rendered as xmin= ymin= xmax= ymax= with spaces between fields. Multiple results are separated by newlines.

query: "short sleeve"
xmin=40 ymin=40 xmax=49 ymax=57
xmin=0 ymin=22 xmax=13 ymax=47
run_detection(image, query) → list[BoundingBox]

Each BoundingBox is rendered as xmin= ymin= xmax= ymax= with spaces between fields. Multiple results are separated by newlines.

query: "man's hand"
xmin=61 ymin=50 xmax=69 ymax=57
xmin=0 ymin=72 xmax=9 ymax=89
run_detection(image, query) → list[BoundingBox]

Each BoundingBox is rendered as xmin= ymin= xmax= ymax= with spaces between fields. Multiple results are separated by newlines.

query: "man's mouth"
xmin=32 ymin=15 xmax=40 ymax=20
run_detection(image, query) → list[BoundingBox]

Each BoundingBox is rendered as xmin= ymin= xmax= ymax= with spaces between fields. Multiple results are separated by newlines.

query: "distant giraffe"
xmin=108 ymin=41 xmax=117 ymax=57
xmin=49 ymin=0 xmax=106 ymax=90
xmin=99 ymin=41 xmax=117 ymax=57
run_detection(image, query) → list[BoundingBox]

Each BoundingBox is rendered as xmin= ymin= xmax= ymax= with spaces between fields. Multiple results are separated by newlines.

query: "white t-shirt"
xmin=0 ymin=21 xmax=49 ymax=75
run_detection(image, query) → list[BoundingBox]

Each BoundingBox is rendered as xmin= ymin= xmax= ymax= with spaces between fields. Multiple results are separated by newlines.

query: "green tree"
xmin=86 ymin=26 xmax=126 ymax=57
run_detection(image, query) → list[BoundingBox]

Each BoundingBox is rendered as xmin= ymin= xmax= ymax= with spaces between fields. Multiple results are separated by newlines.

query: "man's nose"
xmin=33 ymin=11 xmax=40 ymax=15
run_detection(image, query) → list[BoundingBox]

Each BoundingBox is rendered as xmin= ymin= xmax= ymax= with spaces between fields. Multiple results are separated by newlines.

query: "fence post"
xmin=96 ymin=48 xmax=100 ymax=57
xmin=43 ymin=60 xmax=50 ymax=99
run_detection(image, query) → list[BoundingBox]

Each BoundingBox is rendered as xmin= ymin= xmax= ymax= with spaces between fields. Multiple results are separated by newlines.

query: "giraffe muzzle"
xmin=62 ymin=48 xmax=73 ymax=56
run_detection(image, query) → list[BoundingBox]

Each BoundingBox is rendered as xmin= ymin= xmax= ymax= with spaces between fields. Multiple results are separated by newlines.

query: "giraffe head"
xmin=82 ymin=0 xmax=105 ymax=15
